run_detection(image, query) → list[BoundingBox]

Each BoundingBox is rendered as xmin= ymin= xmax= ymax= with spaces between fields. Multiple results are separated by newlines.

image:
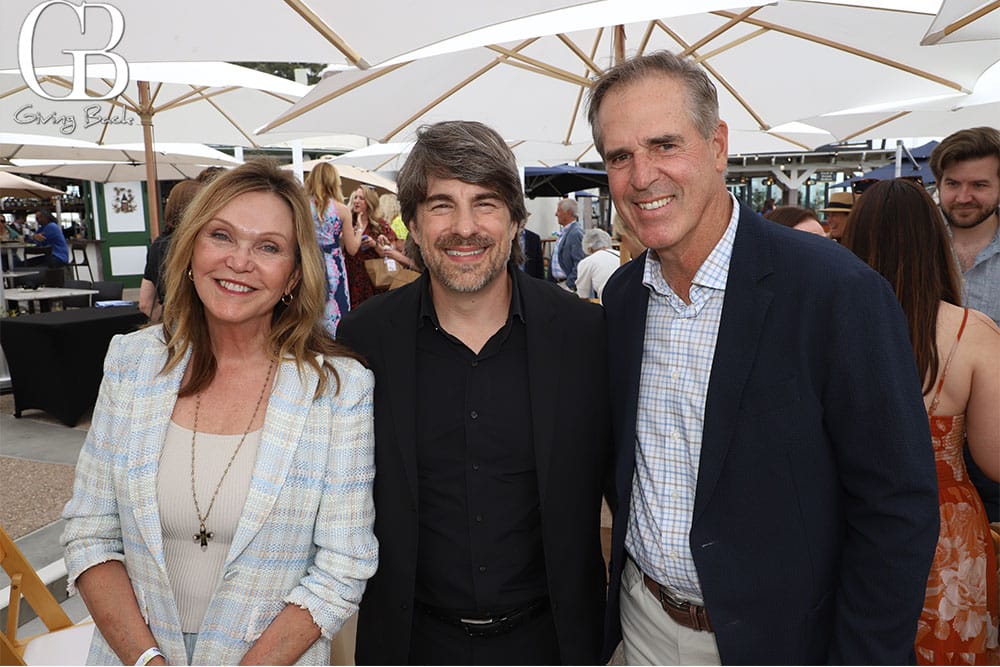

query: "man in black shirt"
xmin=338 ymin=121 xmax=611 ymax=665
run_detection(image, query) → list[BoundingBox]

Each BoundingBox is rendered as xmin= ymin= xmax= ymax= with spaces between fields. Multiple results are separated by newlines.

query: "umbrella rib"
xmin=0 ymin=80 xmax=32 ymax=101
xmin=501 ymin=59 xmax=593 ymax=87
xmin=711 ymin=9 xmax=968 ymax=92
xmin=638 ymin=21 xmax=657 ymax=55
xmin=564 ymin=30 xmax=604 ymax=145
xmin=382 ymin=60 xmax=508 ymax=141
xmin=189 ymin=87 xmax=261 ymax=148
xmin=764 ymin=132 xmax=811 ymax=151
xmin=285 ymin=0 xmax=370 ymax=68
xmin=555 ymin=34 xmax=604 ymax=76
xmin=657 ymin=23 xmax=770 ymax=130
xmin=380 ymin=40 xmax=537 ymax=141
xmin=259 ymin=62 xmax=410 ymax=133
xmin=574 ymin=143 xmax=595 ymax=163
xmin=943 ymin=1 xmax=1000 ymax=37
xmin=840 ymin=111 xmax=911 ymax=143
xmin=680 ymin=6 xmax=764 ymax=57
xmin=488 ymin=46 xmax=593 ymax=87
xmin=690 ymin=28 xmax=769 ymax=64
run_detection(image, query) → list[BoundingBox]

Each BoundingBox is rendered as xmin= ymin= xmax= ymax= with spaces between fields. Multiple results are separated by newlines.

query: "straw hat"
xmin=819 ymin=191 xmax=855 ymax=213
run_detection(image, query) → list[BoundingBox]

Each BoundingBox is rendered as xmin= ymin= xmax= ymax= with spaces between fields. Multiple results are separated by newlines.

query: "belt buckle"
xmin=459 ymin=615 xmax=495 ymax=625
xmin=459 ymin=615 xmax=504 ymax=638
xmin=656 ymin=587 xmax=690 ymax=613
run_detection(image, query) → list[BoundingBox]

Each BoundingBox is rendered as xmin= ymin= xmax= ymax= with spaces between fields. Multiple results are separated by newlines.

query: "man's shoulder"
xmin=339 ymin=279 xmax=421 ymax=334
xmin=518 ymin=271 xmax=602 ymax=319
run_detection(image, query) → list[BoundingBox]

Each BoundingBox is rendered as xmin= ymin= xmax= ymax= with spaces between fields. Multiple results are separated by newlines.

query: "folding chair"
xmin=66 ymin=242 xmax=94 ymax=282
xmin=0 ymin=525 xmax=94 ymax=665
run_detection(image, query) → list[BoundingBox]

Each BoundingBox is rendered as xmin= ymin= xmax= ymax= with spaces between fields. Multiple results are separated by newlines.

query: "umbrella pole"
xmin=139 ymin=81 xmax=162 ymax=240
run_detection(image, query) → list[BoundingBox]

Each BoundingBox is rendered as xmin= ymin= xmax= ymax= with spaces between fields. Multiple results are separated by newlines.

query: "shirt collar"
xmin=419 ymin=262 xmax=525 ymax=329
xmin=642 ymin=192 xmax=740 ymax=297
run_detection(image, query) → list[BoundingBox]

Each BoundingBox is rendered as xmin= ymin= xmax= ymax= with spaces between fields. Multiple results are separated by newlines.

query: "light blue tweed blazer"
xmin=61 ymin=326 xmax=377 ymax=665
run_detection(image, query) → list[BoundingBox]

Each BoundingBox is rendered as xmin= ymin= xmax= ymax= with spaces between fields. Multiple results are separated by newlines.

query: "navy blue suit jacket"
xmin=601 ymin=205 xmax=939 ymax=664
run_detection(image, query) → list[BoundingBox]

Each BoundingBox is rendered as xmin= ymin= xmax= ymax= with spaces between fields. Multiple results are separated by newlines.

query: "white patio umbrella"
xmin=921 ymin=0 xmax=1000 ymax=44
xmin=282 ymin=156 xmax=397 ymax=195
xmin=2 ymin=144 xmax=241 ymax=182
xmin=1 ymin=134 xmax=241 ymax=168
xmin=331 ymin=140 xmax=605 ymax=171
xmin=0 ymin=0 xmax=594 ymax=71
xmin=0 ymin=171 xmax=63 ymax=198
xmin=260 ymin=3 xmax=987 ymax=155
xmin=0 ymin=62 xmax=307 ymax=236
xmin=797 ymin=58 xmax=1000 ymax=144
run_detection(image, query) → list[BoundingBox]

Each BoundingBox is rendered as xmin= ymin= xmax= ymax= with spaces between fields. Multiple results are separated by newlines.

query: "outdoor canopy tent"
xmin=524 ymin=164 xmax=607 ymax=198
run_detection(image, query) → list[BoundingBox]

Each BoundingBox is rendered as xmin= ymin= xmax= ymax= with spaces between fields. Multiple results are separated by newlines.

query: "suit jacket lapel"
xmin=522 ymin=274 xmax=560 ymax=505
xmin=126 ymin=340 xmax=187 ymax=573
xmin=226 ymin=357 xmax=317 ymax=562
xmin=694 ymin=211 xmax=774 ymax=522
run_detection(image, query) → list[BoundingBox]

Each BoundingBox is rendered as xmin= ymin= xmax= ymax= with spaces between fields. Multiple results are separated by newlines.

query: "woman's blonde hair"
xmin=353 ymin=186 xmax=383 ymax=232
xmin=160 ymin=159 xmax=357 ymax=398
xmin=306 ymin=161 xmax=344 ymax=207
xmin=379 ymin=193 xmax=401 ymax=221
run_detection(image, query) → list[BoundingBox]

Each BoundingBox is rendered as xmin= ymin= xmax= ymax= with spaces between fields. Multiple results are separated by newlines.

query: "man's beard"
xmin=943 ymin=204 xmax=999 ymax=230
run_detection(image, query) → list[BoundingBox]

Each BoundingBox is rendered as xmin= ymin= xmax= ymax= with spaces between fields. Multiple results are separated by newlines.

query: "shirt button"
xmin=475 ymin=514 xmax=483 ymax=523
xmin=472 ymin=463 xmax=480 ymax=471
xmin=670 ymin=551 xmax=679 ymax=559
xmin=672 ymin=431 xmax=681 ymax=440
xmin=479 ymin=565 xmax=487 ymax=573
xmin=470 ymin=410 xmax=479 ymax=420
xmin=471 ymin=360 xmax=478 ymax=367
xmin=671 ymin=369 xmax=681 ymax=380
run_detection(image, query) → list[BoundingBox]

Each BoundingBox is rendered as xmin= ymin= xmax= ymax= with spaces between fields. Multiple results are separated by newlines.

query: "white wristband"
xmin=135 ymin=647 xmax=164 ymax=666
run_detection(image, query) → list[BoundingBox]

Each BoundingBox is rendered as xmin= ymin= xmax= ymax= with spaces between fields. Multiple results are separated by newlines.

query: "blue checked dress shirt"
xmin=625 ymin=194 xmax=740 ymax=604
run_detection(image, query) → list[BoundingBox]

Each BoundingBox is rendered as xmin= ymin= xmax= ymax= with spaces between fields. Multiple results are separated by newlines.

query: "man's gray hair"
xmin=557 ymin=198 xmax=579 ymax=217
xmin=582 ymin=228 xmax=613 ymax=255
xmin=586 ymin=50 xmax=720 ymax=156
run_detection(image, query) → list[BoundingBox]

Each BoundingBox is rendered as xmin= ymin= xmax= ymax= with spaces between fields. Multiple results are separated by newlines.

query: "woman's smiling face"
xmin=190 ymin=190 xmax=299 ymax=335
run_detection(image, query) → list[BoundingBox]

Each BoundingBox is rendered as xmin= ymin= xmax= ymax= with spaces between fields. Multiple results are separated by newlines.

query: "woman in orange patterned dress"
xmin=844 ymin=178 xmax=999 ymax=665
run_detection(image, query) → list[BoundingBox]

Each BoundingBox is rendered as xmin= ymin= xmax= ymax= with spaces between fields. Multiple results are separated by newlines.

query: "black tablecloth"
xmin=0 ymin=307 xmax=148 ymax=426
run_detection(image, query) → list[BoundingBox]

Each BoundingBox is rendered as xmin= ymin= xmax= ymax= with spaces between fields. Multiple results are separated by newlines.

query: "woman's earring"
xmin=281 ymin=292 xmax=294 ymax=305
xmin=187 ymin=268 xmax=194 ymax=281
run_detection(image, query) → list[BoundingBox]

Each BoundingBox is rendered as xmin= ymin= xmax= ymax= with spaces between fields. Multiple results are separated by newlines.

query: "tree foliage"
xmin=232 ymin=62 xmax=326 ymax=85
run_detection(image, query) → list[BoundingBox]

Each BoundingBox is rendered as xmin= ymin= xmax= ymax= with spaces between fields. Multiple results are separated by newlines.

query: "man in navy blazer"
xmin=587 ymin=51 xmax=939 ymax=664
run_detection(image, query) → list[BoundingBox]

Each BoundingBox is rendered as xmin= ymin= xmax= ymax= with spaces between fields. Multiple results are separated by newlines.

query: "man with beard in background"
xmin=930 ymin=127 xmax=1000 ymax=523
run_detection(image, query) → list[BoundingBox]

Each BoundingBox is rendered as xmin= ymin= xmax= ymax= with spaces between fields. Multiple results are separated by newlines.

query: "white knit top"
xmin=158 ymin=420 xmax=261 ymax=632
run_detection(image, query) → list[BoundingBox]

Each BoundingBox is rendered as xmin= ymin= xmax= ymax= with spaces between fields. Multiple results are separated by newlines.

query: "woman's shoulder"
xmin=960 ymin=307 xmax=1000 ymax=355
xmin=112 ymin=324 xmax=166 ymax=354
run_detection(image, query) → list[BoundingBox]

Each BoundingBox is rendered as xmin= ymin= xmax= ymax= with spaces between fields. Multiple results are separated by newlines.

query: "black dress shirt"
xmin=413 ymin=266 xmax=547 ymax=614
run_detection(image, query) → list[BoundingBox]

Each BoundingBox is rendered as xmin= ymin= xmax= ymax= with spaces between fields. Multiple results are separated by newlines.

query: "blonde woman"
xmin=62 ymin=160 xmax=378 ymax=665
xmin=306 ymin=162 xmax=360 ymax=335
xmin=343 ymin=186 xmax=398 ymax=307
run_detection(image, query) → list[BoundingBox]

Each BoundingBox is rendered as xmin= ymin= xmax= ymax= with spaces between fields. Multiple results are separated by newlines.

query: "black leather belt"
xmin=415 ymin=598 xmax=550 ymax=638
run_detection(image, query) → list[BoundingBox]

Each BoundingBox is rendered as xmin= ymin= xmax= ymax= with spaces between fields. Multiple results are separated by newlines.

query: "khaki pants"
xmin=620 ymin=559 xmax=721 ymax=665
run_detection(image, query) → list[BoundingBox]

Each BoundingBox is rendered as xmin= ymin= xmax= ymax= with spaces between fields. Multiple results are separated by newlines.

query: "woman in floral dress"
xmin=306 ymin=162 xmax=361 ymax=335
xmin=844 ymin=178 xmax=999 ymax=665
